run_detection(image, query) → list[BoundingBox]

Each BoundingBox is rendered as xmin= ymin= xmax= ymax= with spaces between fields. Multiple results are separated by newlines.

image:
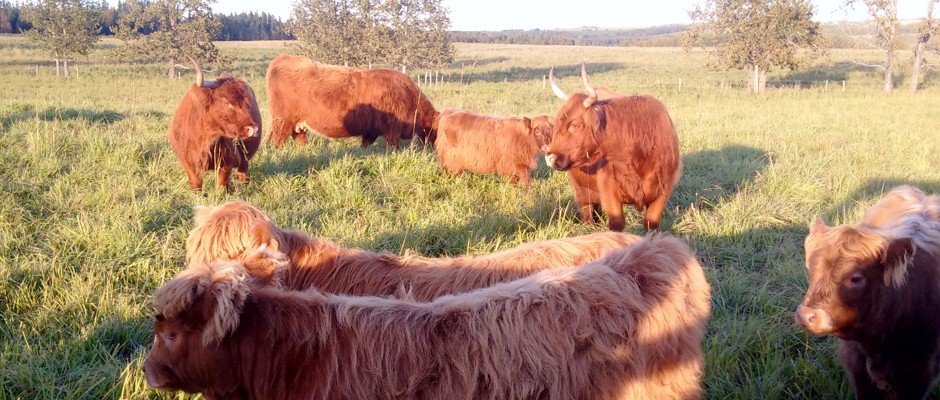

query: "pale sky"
xmin=169 ymin=1 xmax=927 ymax=31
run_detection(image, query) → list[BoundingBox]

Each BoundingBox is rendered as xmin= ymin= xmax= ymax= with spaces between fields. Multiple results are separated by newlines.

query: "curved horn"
xmin=189 ymin=56 xmax=219 ymax=88
xmin=549 ymin=67 xmax=568 ymax=100
xmin=581 ymin=61 xmax=597 ymax=108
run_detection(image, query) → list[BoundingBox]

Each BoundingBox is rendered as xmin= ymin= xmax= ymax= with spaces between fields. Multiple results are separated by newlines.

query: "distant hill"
xmin=452 ymin=21 xmax=927 ymax=49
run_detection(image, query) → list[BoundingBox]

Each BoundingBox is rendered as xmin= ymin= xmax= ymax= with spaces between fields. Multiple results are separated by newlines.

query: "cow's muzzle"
xmin=546 ymin=153 xmax=571 ymax=171
xmin=242 ymin=125 xmax=259 ymax=139
xmin=795 ymin=304 xmax=834 ymax=335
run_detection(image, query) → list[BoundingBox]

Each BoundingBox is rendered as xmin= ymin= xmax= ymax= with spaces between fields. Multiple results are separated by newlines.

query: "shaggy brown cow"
xmin=860 ymin=185 xmax=940 ymax=229
xmin=796 ymin=207 xmax=940 ymax=399
xmin=545 ymin=63 xmax=681 ymax=231
xmin=145 ymin=234 xmax=711 ymax=399
xmin=434 ymin=109 xmax=553 ymax=187
xmin=185 ymin=200 xmax=643 ymax=300
xmin=168 ymin=58 xmax=261 ymax=191
xmin=266 ymin=54 xmax=438 ymax=149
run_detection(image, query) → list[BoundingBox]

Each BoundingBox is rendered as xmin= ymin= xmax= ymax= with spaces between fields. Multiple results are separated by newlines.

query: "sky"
xmin=194 ymin=0 xmax=927 ymax=31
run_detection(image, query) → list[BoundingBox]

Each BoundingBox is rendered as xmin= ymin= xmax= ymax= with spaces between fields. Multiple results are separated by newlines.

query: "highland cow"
xmin=546 ymin=63 xmax=681 ymax=231
xmin=168 ymin=58 xmax=261 ymax=192
xmin=265 ymin=54 xmax=438 ymax=148
xmin=185 ymin=200 xmax=643 ymax=300
xmin=144 ymin=234 xmax=711 ymax=399
xmin=796 ymin=201 xmax=940 ymax=399
xmin=860 ymin=185 xmax=940 ymax=229
xmin=434 ymin=109 xmax=553 ymax=187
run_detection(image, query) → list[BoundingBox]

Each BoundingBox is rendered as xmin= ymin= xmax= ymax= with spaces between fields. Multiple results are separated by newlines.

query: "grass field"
xmin=1 ymin=36 xmax=939 ymax=399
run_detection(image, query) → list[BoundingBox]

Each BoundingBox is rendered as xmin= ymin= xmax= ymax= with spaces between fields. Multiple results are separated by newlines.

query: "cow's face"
xmin=795 ymin=219 xmax=914 ymax=339
xmin=528 ymin=115 xmax=554 ymax=151
xmin=194 ymin=80 xmax=259 ymax=140
xmin=143 ymin=311 xmax=234 ymax=394
xmin=545 ymin=93 xmax=604 ymax=171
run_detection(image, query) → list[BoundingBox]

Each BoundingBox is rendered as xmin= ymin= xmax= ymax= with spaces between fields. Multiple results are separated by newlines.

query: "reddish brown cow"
xmin=796 ymin=203 xmax=940 ymax=399
xmin=185 ymin=200 xmax=644 ymax=301
xmin=144 ymin=234 xmax=711 ymax=399
xmin=168 ymin=58 xmax=261 ymax=192
xmin=434 ymin=109 xmax=553 ymax=187
xmin=266 ymin=54 xmax=438 ymax=149
xmin=545 ymin=63 xmax=681 ymax=231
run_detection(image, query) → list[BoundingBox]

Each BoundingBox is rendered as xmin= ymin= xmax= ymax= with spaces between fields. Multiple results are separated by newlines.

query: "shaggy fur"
xmin=545 ymin=66 xmax=680 ymax=231
xmin=265 ymin=54 xmax=438 ymax=148
xmin=145 ymin=234 xmax=711 ymax=399
xmin=168 ymin=74 xmax=261 ymax=192
xmin=434 ymin=109 xmax=554 ymax=187
xmin=861 ymin=185 xmax=940 ymax=229
xmin=796 ymin=196 xmax=940 ymax=399
xmin=185 ymin=200 xmax=644 ymax=300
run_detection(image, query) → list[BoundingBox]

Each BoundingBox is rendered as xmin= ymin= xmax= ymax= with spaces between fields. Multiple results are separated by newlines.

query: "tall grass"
xmin=1 ymin=38 xmax=939 ymax=399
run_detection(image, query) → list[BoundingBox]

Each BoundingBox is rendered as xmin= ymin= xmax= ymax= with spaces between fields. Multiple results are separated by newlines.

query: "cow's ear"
xmin=188 ymin=87 xmax=213 ymax=109
xmin=881 ymin=236 xmax=914 ymax=287
xmin=809 ymin=218 xmax=829 ymax=236
xmin=201 ymin=263 xmax=250 ymax=344
xmin=523 ymin=117 xmax=532 ymax=130
xmin=193 ymin=205 xmax=214 ymax=227
xmin=589 ymin=106 xmax=605 ymax=133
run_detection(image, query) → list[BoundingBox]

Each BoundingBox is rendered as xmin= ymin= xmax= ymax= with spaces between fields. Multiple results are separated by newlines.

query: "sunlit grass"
xmin=1 ymin=37 xmax=939 ymax=399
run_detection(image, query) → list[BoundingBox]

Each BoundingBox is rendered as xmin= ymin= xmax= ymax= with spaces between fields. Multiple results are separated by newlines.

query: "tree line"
xmin=0 ymin=0 xmax=291 ymax=40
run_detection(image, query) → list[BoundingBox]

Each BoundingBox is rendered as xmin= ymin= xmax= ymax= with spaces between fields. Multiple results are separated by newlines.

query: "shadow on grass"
xmin=449 ymin=56 xmax=510 ymax=69
xmin=675 ymin=145 xmax=771 ymax=211
xmin=1 ymin=104 xmax=128 ymax=133
xmin=461 ymin=62 xmax=626 ymax=84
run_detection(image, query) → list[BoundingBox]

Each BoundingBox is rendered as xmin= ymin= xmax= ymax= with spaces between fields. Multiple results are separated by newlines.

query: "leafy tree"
xmin=113 ymin=0 xmax=226 ymax=79
xmin=843 ymin=0 xmax=899 ymax=92
xmin=20 ymin=0 xmax=101 ymax=77
xmin=682 ymin=0 xmax=828 ymax=93
xmin=911 ymin=0 xmax=938 ymax=92
xmin=289 ymin=0 xmax=453 ymax=70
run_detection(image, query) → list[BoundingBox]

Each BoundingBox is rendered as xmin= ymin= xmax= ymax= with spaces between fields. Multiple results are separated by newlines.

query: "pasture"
xmin=1 ymin=35 xmax=939 ymax=399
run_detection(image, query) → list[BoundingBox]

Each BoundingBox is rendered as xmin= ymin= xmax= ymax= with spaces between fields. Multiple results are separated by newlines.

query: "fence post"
xmin=36 ymin=65 xmax=39 ymax=77
xmin=825 ymin=79 xmax=828 ymax=90
xmin=842 ymin=80 xmax=845 ymax=92
xmin=678 ymin=78 xmax=682 ymax=93
xmin=543 ymin=75 xmax=546 ymax=89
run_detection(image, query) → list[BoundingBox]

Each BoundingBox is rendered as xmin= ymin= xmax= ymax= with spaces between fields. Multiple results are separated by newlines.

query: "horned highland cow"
xmin=265 ymin=54 xmax=438 ymax=149
xmin=144 ymin=234 xmax=711 ymax=399
xmin=545 ymin=63 xmax=681 ymax=231
xmin=168 ymin=58 xmax=261 ymax=191
xmin=185 ymin=200 xmax=643 ymax=300
xmin=434 ymin=109 xmax=554 ymax=187
xmin=796 ymin=188 xmax=940 ymax=399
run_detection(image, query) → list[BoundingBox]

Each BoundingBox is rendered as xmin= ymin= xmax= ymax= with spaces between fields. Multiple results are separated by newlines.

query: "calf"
xmin=435 ymin=109 xmax=553 ymax=187
xmin=796 ymin=209 xmax=940 ymax=399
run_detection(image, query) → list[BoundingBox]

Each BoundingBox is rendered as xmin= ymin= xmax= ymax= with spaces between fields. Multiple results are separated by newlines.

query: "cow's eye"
xmin=845 ymin=273 xmax=866 ymax=288
xmin=165 ymin=331 xmax=178 ymax=342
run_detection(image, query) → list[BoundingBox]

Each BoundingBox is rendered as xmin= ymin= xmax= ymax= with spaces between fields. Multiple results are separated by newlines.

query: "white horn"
xmin=581 ymin=62 xmax=597 ymax=107
xmin=189 ymin=56 xmax=219 ymax=88
xmin=549 ymin=67 xmax=568 ymax=100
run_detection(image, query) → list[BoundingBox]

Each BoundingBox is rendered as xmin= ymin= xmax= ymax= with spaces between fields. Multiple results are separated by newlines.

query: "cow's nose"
xmin=544 ymin=153 xmax=556 ymax=167
xmin=795 ymin=305 xmax=816 ymax=326
xmin=244 ymin=125 xmax=259 ymax=137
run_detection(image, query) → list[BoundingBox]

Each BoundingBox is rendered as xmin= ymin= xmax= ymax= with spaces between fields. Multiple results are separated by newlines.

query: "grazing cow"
xmin=545 ymin=63 xmax=681 ymax=231
xmin=168 ymin=58 xmax=261 ymax=192
xmin=796 ymin=205 xmax=940 ymax=399
xmin=185 ymin=200 xmax=643 ymax=300
xmin=265 ymin=54 xmax=438 ymax=149
xmin=144 ymin=234 xmax=711 ymax=399
xmin=434 ymin=109 xmax=554 ymax=187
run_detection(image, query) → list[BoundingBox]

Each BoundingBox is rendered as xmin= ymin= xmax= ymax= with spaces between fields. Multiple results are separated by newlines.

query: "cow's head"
xmin=795 ymin=219 xmax=915 ymax=339
xmin=186 ymin=201 xmax=284 ymax=266
xmin=188 ymin=57 xmax=259 ymax=140
xmin=528 ymin=115 xmax=555 ymax=151
xmin=143 ymin=252 xmax=285 ymax=393
xmin=544 ymin=63 xmax=606 ymax=171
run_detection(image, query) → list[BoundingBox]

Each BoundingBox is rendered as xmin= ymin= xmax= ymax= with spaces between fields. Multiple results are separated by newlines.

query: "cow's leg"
xmin=292 ymin=130 xmax=308 ymax=146
xmin=216 ymin=163 xmax=233 ymax=191
xmin=571 ymin=186 xmax=597 ymax=224
xmin=385 ymin=133 xmax=402 ymax=150
xmin=597 ymin=174 xmax=625 ymax=231
xmin=234 ymin=156 xmax=250 ymax=183
xmin=515 ymin=166 xmax=531 ymax=189
xmin=185 ymin=168 xmax=204 ymax=192
xmin=643 ymin=193 xmax=670 ymax=231
xmin=839 ymin=342 xmax=886 ymax=400
xmin=360 ymin=134 xmax=378 ymax=148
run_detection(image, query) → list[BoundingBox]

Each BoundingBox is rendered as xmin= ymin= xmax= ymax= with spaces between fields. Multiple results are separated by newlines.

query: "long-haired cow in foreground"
xmin=145 ymin=234 xmax=711 ymax=399
xmin=435 ymin=109 xmax=554 ymax=187
xmin=546 ymin=63 xmax=681 ymax=231
xmin=266 ymin=54 xmax=438 ymax=148
xmin=185 ymin=200 xmax=643 ymax=300
xmin=796 ymin=188 xmax=940 ymax=399
xmin=168 ymin=58 xmax=261 ymax=192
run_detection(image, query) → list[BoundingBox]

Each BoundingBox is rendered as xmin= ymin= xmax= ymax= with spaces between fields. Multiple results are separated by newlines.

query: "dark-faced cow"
xmin=265 ymin=54 xmax=438 ymax=149
xmin=168 ymin=58 xmax=261 ymax=192
xmin=434 ymin=109 xmax=553 ymax=187
xmin=796 ymin=206 xmax=940 ymax=399
xmin=545 ymin=63 xmax=681 ymax=231
xmin=144 ymin=234 xmax=711 ymax=399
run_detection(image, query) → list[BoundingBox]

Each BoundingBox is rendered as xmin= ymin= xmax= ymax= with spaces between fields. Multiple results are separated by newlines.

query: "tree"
xmin=843 ymin=0 xmax=899 ymax=92
xmin=911 ymin=0 xmax=938 ymax=92
xmin=682 ymin=0 xmax=828 ymax=93
xmin=20 ymin=0 xmax=101 ymax=77
xmin=289 ymin=0 xmax=453 ymax=70
xmin=113 ymin=0 xmax=225 ymax=79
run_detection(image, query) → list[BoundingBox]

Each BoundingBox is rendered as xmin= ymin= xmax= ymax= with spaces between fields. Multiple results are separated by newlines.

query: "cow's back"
xmin=436 ymin=110 xmax=537 ymax=176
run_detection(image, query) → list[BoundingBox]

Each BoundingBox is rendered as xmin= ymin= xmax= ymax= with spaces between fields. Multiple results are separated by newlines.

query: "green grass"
xmin=1 ymin=37 xmax=939 ymax=399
